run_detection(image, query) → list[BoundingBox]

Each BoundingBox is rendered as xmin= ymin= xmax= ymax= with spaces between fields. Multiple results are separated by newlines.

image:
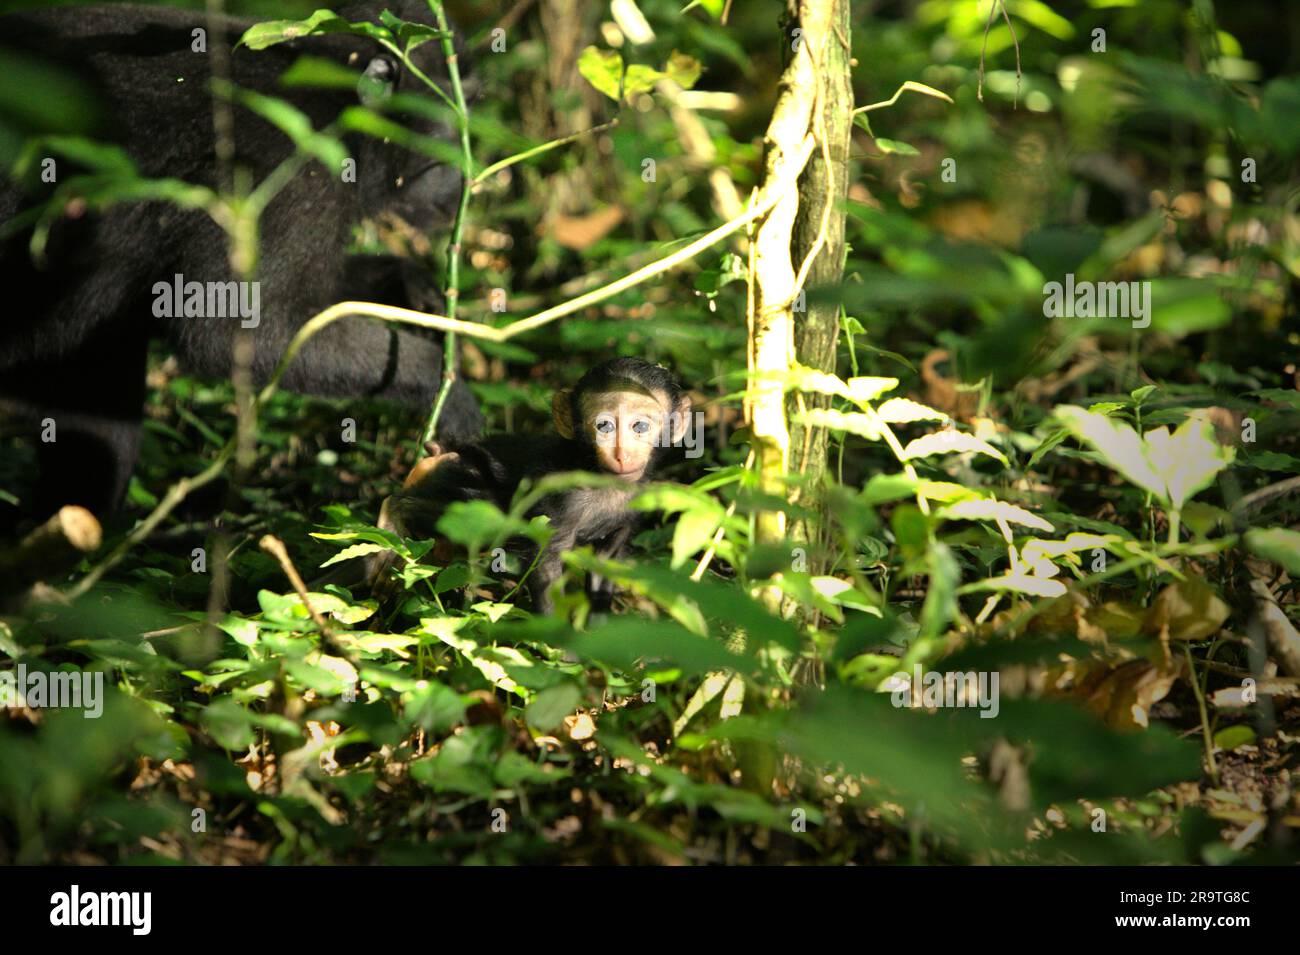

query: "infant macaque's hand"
xmin=402 ymin=441 xmax=461 ymax=489
xmin=368 ymin=442 xmax=462 ymax=597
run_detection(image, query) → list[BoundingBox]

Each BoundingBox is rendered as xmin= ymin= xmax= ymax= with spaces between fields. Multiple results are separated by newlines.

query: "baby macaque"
xmin=372 ymin=357 xmax=693 ymax=612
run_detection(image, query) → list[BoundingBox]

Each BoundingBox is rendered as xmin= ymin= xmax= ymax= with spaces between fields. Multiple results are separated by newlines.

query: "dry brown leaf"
xmin=919 ymin=349 xmax=980 ymax=421
xmin=1063 ymin=657 xmax=1182 ymax=730
xmin=1144 ymin=577 xmax=1231 ymax=643
xmin=548 ymin=205 xmax=625 ymax=250
xmin=1085 ymin=600 xmax=1145 ymax=641
xmin=566 ymin=712 xmax=596 ymax=741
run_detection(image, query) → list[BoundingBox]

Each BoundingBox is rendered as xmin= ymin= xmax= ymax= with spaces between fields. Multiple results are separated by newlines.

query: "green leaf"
xmin=962 ymin=572 xmax=1066 ymax=598
xmin=524 ymin=683 xmax=582 ymax=731
xmin=405 ymin=681 xmax=467 ymax=733
xmin=437 ymin=499 xmax=530 ymax=551
xmin=1056 ymin=405 xmax=1165 ymax=499
xmin=684 ymin=0 xmax=726 ymax=19
xmin=891 ymin=505 xmax=930 ymax=562
xmin=1027 ymin=427 xmax=1070 ymax=469
xmin=495 ymin=749 xmax=569 ymax=788
xmin=201 ymin=698 xmax=257 ymax=750
xmin=1242 ymin=451 xmax=1300 ymax=473
xmin=213 ymin=81 xmax=347 ymax=171
xmin=379 ymin=10 xmax=449 ymax=53
xmin=1144 ymin=416 xmax=1233 ymax=509
xmin=789 ymin=365 xmax=853 ymax=399
xmin=874 ymin=138 xmax=920 ymax=156
xmin=671 ymin=504 xmax=724 ymax=568
xmin=919 ymin=543 xmax=959 ymax=639
xmin=624 ymin=64 xmax=665 ymax=96
xmin=1245 ymin=527 xmax=1300 ymax=576
xmin=278 ymin=55 xmax=362 ymax=89
xmin=238 ymin=9 xmax=389 ymax=51
xmin=408 ymin=726 xmax=496 ymax=796
xmin=896 ymin=80 xmax=954 ymax=104
xmin=35 ymin=136 xmax=137 ymax=175
xmin=632 ymin=483 xmax=719 ymax=514
xmin=312 ymin=525 xmax=407 ymax=559
xmin=663 ymin=51 xmax=702 ymax=90
xmin=569 ymin=618 xmax=748 ymax=678
xmin=1213 ymin=724 xmax=1256 ymax=751
xmin=336 ymin=107 xmax=466 ymax=169
xmin=862 ymin=472 xmax=919 ymax=506
xmin=284 ymin=658 xmax=348 ymax=694
xmin=578 ymin=46 xmax=624 ymax=101
xmin=319 ymin=541 xmax=387 ymax=568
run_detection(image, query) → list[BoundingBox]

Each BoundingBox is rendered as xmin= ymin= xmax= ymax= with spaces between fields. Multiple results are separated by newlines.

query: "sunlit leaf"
xmin=845 ymin=376 xmax=899 ymax=404
xmin=1245 ymin=527 xmax=1300 ymax=576
xmin=876 ymin=397 xmax=949 ymax=424
xmin=1056 ymin=405 xmax=1165 ymax=499
xmin=238 ymin=9 xmax=388 ymax=50
xmin=578 ymin=46 xmax=624 ymax=101
xmin=671 ymin=505 xmax=723 ymax=568
xmin=902 ymin=430 xmax=1008 ymax=466
xmin=318 ymin=541 xmax=387 ymax=567
xmin=938 ymin=498 xmax=1053 ymax=531
xmin=794 ymin=408 xmax=882 ymax=441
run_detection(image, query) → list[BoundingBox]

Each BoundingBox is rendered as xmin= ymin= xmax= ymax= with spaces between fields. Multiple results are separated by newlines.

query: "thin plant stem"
xmin=419 ymin=0 xmax=474 ymax=451
xmin=1184 ymin=643 xmax=1219 ymax=784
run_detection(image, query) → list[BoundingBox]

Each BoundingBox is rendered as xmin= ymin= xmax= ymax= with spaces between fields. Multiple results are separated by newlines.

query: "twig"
xmin=1184 ymin=643 xmax=1218 ymax=784
xmin=420 ymin=1 xmax=474 ymax=452
xmin=1250 ymin=574 xmax=1300 ymax=677
xmin=976 ymin=0 xmax=1021 ymax=107
xmin=852 ymin=80 xmax=953 ymax=116
xmin=472 ymin=119 xmax=619 ymax=186
xmin=1232 ymin=475 xmax=1300 ymax=516
xmin=259 ymin=534 xmax=334 ymax=642
xmin=473 ymin=0 xmax=536 ymax=51
xmin=691 ymin=451 xmax=755 ymax=582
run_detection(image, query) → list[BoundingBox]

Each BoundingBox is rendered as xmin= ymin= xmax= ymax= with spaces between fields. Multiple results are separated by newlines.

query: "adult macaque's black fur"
xmin=375 ymin=358 xmax=693 ymax=613
xmin=0 ymin=2 xmax=482 ymax=519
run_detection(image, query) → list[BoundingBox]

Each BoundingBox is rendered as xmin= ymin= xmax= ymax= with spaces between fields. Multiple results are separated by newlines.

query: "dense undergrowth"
xmin=1 ymin=0 xmax=1298 ymax=864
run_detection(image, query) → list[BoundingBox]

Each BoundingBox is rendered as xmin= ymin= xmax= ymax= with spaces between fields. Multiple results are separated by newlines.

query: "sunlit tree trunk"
xmin=788 ymin=2 xmax=852 ymax=552
xmin=748 ymin=0 xmax=851 ymax=610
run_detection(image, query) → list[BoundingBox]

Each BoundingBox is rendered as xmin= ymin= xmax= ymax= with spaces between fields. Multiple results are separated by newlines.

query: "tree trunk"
xmin=748 ymin=0 xmax=851 ymax=608
xmin=788 ymin=0 xmax=852 ymax=544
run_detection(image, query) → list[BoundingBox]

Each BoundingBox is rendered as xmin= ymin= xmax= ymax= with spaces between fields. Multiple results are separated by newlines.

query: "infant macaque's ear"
xmin=669 ymin=394 xmax=693 ymax=444
xmin=552 ymin=388 xmax=576 ymax=439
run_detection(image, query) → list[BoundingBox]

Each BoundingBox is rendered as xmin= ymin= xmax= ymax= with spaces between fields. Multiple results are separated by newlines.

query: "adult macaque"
xmin=0 ymin=2 xmax=481 ymax=521
xmin=372 ymin=358 xmax=693 ymax=613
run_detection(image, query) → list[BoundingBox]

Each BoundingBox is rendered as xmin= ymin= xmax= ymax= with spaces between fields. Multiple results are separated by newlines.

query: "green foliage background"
xmin=0 ymin=0 xmax=1297 ymax=864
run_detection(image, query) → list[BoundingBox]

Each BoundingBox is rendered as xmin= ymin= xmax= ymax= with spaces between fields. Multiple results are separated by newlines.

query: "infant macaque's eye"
xmin=632 ymin=419 xmax=651 ymax=435
xmin=595 ymin=418 xmax=616 ymax=434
